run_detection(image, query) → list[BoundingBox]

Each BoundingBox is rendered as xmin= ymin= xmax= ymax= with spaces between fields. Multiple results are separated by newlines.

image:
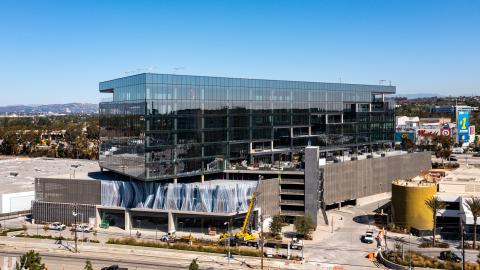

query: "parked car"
xmin=362 ymin=230 xmax=374 ymax=244
xmin=472 ymin=152 xmax=480 ymax=157
xmin=452 ymin=148 xmax=464 ymax=154
xmin=48 ymin=222 xmax=66 ymax=231
xmin=439 ymin=251 xmax=461 ymax=262
xmin=73 ymin=224 xmax=93 ymax=233
xmin=101 ymin=265 xmax=128 ymax=270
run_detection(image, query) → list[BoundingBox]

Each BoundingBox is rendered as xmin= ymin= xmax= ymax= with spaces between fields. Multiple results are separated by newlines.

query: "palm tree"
xmin=466 ymin=197 xmax=480 ymax=249
xmin=425 ymin=196 xmax=447 ymax=247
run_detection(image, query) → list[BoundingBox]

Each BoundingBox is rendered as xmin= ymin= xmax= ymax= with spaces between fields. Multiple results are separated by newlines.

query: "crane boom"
xmin=240 ymin=192 xmax=257 ymax=234
xmin=219 ymin=191 xmax=258 ymax=243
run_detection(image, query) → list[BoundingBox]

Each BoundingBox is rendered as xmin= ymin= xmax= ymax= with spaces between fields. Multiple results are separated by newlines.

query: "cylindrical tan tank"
xmin=391 ymin=180 xmax=437 ymax=230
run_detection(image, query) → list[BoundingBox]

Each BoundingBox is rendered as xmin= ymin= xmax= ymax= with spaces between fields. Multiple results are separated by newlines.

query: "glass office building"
xmin=99 ymin=73 xmax=395 ymax=181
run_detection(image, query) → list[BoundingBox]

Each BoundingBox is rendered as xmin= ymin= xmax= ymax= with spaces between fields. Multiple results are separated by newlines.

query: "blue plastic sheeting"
xmin=101 ymin=180 xmax=257 ymax=213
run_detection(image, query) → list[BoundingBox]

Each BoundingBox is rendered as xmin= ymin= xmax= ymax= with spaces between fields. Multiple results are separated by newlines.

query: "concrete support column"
xmin=125 ymin=209 xmax=131 ymax=231
xmin=337 ymin=202 xmax=341 ymax=210
xmin=305 ymin=146 xmax=320 ymax=227
xmin=95 ymin=207 xmax=101 ymax=228
xmin=168 ymin=211 xmax=175 ymax=233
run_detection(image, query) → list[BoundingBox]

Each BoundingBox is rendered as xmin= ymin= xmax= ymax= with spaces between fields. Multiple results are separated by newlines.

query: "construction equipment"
xmin=219 ymin=192 xmax=258 ymax=245
xmin=236 ymin=192 xmax=257 ymax=241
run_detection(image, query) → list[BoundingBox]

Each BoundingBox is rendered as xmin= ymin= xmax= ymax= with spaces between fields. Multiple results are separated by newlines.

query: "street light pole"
xmin=72 ymin=204 xmax=78 ymax=253
xmin=260 ymin=215 xmax=264 ymax=270
xmin=224 ymin=221 xmax=231 ymax=265
xmin=461 ymin=220 xmax=465 ymax=270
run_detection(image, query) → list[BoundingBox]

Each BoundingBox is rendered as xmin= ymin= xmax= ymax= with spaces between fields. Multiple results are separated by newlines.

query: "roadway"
xmin=0 ymin=234 xmax=303 ymax=270
xmin=0 ymin=251 xmax=174 ymax=270
xmin=303 ymin=201 xmax=383 ymax=269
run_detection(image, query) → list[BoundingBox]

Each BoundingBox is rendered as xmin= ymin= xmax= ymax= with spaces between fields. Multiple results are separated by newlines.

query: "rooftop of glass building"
xmin=100 ymin=73 xmax=396 ymax=94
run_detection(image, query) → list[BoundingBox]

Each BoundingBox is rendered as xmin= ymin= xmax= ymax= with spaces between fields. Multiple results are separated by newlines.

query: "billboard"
xmin=395 ymin=132 xmax=415 ymax=142
xmin=469 ymin=125 xmax=476 ymax=143
xmin=457 ymin=110 xmax=470 ymax=143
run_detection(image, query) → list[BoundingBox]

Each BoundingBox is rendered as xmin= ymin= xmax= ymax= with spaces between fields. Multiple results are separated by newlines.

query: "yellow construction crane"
xmin=235 ymin=192 xmax=257 ymax=241
xmin=219 ymin=192 xmax=258 ymax=242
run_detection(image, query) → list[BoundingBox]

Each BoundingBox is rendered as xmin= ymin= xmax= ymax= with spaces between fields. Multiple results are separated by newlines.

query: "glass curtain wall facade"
xmin=99 ymin=73 xmax=395 ymax=181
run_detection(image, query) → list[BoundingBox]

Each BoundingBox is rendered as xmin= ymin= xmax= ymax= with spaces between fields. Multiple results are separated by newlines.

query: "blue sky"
xmin=0 ymin=0 xmax=479 ymax=105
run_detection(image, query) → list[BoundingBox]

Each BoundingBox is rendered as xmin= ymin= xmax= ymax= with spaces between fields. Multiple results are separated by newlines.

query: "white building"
xmin=437 ymin=166 xmax=480 ymax=238
xmin=396 ymin=116 xmax=420 ymax=128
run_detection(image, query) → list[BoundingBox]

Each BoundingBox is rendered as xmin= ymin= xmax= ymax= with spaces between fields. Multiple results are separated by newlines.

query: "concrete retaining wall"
xmin=377 ymin=251 xmax=407 ymax=270
xmin=377 ymin=251 xmax=443 ymax=270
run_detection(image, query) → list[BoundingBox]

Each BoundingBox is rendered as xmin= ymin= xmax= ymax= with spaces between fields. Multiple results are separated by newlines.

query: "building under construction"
xmin=31 ymin=74 xmax=431 ymax=232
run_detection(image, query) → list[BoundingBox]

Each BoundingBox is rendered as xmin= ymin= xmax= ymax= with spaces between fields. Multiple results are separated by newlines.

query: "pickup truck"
xmin=290 ymin=238 xmax=304 ymax=250
xmin=362 ymin=230 xmax=374 ymax=244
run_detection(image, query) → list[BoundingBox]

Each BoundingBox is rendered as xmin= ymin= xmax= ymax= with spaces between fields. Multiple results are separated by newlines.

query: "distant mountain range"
xmin=0 ymin=103 xmax=98 ymax=115
xmin=392 ymin=93 xmax=445 ymax=99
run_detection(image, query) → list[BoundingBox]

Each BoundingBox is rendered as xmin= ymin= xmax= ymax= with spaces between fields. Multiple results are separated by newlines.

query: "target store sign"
xmin=440 ymin=128 xmax=452 ymax=137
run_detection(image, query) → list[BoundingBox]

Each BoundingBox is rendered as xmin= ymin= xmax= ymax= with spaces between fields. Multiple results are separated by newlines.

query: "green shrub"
xmin=418 ymin=241 xmax=449 ymax=248
xmin=0 ymin=227 xmax=24 ymax=236
xmin=106 ymin=237 xmax=261 ymax=257
xmin=294 ymin=215 xmax=314 ymax=239
xmin=189 ymin=258 xmax=199 ymax=270
xmin=382 ymin=251 xmax=480 ymax=270
xmin=269 ymin=215 xmax=284 ymax=237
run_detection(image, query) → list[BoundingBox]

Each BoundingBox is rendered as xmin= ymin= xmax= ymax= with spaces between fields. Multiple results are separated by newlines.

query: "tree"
xmin=432 ymin=135 xmax=453 ymax=168
xmin=43 ymin=224 xmax=49 ymax=235
xmin=466 ymin=197 xmax=480 ymax=249
xmin=294 ymin=215 xmax=315 ymax=240
xmin=425 ymin=196 xmax=447 ymax=247
xmin=269 ymin=215 xmax=284 ymax=237
xmin=188 ymin=258 xmax=199 ymax=270
xmin=15 ymin=250 xmax=46 ymax=270
xmin=86 ymin=125 xmax=99 ymax=140
xmin=84 ymin=259 xmax=93 ymax=270
xmin=401 ymin=137 xmax=415 ymax=151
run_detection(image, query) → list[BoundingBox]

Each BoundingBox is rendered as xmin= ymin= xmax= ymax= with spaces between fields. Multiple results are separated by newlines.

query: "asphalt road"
xmin=303 ymin=201 xmax=383 ymax=269
xmin=0 ymin=251 xmax=173 ymax=270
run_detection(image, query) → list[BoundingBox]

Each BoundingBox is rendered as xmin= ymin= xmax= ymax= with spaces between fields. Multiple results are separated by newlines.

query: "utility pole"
xmin=228 ymin=220 xmax=231 ymax=265
xmin=224 ymin=220 xmax=231 ymax=265
xmin=331 ymin=216 xmax=334 ymax=233
xmin=73 ymin=204 xmax=78 ymax=253
xmin=460 ymin=220 xmax=465 ymax=270
xmin=260 ymin=214 xmax=264 ymax=270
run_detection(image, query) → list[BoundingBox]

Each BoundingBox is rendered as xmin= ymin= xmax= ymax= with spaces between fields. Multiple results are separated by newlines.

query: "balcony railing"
xmin=280 ymin=200 xmax=304 ymax=206
xmin=280 ymin=178 xmax=304 ymax=185
xmin=280 ymin=189 xmax=304 ymax=195
xmin=281 ymin=210 xmax=305 ymax=216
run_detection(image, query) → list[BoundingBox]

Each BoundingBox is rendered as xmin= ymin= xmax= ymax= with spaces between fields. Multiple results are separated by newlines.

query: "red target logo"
xmin=441 ymin=128 xmax=451 ymax=137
